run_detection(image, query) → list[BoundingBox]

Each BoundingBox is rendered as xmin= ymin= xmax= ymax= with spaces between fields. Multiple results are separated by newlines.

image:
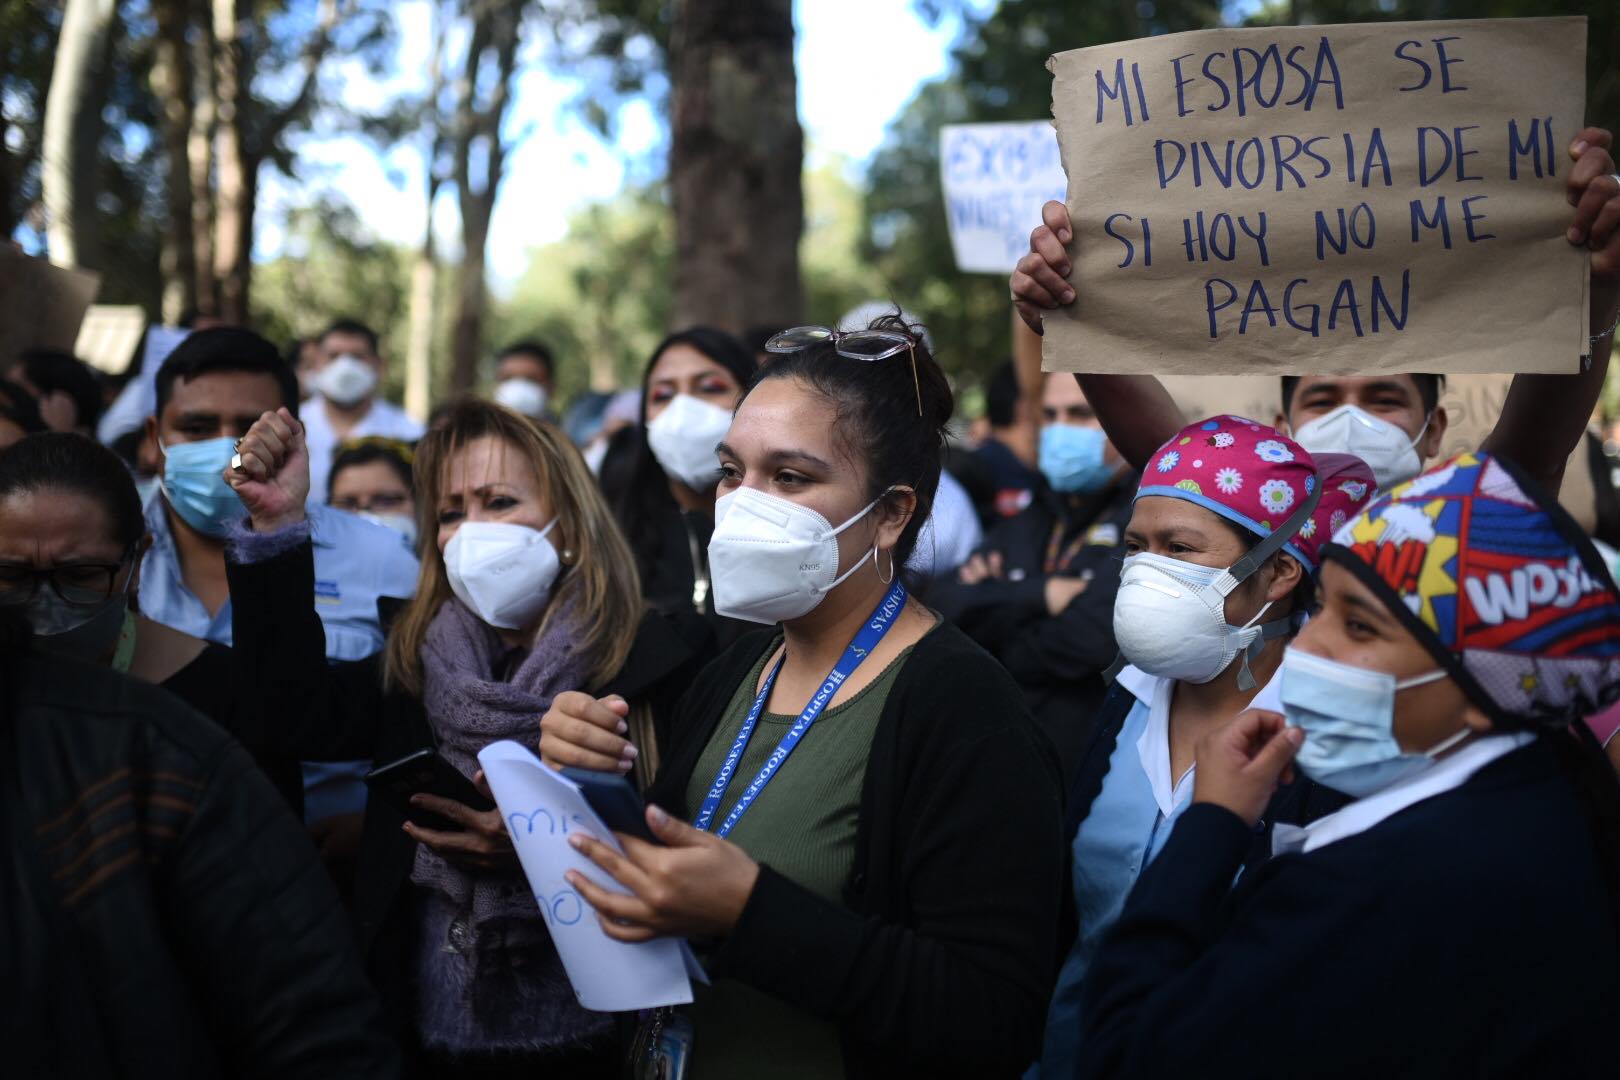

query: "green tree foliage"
xmin=251 ymin=199 xmax=415 ymax=398
xmin=491 ymin=184 xmax=674 ymax=404
xmin=0 ymin=0 xmax=57 ymax=235
xmin=864 ymin=1 xmax=1220 ymax=392
xmin=489 ymin=157 xmax=884 ymax=408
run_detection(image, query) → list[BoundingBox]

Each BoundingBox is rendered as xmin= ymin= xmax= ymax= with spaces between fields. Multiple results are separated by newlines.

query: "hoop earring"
xmin=874 ymin=543 xmax=895 ymax=585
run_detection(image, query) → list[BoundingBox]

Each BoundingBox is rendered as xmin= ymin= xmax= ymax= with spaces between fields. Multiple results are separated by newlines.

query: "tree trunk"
xmin=669 ymin=0 xmax=802 ymax=334
xmin=450 ymin=206 xmax=489 ymax=396
xmin=405 ymin=2 xmax=447 ymax=421
xmin=448 ymin=1 xmax=522 ymax=395
xmin=40 ymin=0 xmax=118 ymax=269
xmin=189 ymin=20 xmax=218 ymax=318
xmin=212 ymin=0 xmax=252 ymax=323
xmin=151 ymin=0 xmax=198 ymax=321
xmin=405 ymin=194 xmax=439 ymax=420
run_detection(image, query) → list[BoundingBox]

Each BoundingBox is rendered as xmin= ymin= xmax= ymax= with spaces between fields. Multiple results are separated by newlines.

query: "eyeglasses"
xmin=0 ymin=550 xmax=134 ymax=608
xmin=764 ymin=325 xmax=923 ymax=415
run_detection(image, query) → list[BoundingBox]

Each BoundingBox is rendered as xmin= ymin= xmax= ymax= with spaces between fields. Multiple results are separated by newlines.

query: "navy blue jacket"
xmin=1075 ymin=738 xmax=1619 ymax=1079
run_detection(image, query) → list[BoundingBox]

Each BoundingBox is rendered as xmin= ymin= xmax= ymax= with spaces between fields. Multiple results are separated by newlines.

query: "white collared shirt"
xmin=1272 ymin=731 xmax=1537 ymax=856
xmin=1117 ymin=667 xmax=1197 ymax=817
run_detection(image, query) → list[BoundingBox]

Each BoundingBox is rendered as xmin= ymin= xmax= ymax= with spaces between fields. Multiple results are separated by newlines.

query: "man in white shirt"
xmin=302 ymin=319 xmax=424 ymax=503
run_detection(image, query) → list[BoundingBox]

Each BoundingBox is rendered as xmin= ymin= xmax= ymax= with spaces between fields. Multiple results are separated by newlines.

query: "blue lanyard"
xmin=695 ymin=579 xmax=908 ymax=838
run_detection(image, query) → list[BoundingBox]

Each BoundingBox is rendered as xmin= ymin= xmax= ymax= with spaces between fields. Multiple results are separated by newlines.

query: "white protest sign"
xmin=940 ymin=122 xmax=1069 ymax=274
xmin=477 ymin=740 xmax=703 ymax=1012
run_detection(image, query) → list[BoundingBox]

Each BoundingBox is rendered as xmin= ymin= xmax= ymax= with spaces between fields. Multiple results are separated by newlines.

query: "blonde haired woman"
xmin=224 ymin=399 xmax=705 ymax=1077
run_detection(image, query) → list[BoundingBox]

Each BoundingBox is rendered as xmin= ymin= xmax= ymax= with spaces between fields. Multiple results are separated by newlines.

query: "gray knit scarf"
xmin=410 ymin=595 xmax=611 ymax=1054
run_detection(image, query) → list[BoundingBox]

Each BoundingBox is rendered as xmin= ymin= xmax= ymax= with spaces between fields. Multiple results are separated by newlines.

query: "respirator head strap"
xmin=1218 ymin=474 xmax=1324 ymax=595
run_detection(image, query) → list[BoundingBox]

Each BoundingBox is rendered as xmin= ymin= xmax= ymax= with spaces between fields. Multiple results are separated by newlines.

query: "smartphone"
xmin=561 ymin=767 xmax=657 ymax=844
xmin=364 ymin=748 xmax=493 ymax=832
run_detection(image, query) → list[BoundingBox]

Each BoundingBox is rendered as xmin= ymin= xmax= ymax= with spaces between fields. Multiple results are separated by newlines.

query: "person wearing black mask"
xmin=0 ymin=432 xmax=303 ymax=810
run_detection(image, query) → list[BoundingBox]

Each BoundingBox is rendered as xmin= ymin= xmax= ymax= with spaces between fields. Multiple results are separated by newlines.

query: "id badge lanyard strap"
xmin=694 ymin=579 xmax=908 ymax=839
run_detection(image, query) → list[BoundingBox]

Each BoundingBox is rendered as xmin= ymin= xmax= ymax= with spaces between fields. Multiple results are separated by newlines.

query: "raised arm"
xmin=224 ymin=408 xmax=392 ymax=762
xmin=1012 ymin=200 xmax=1185 ymax=468
xmin=1483 ymin=128 xmax=1620 ymax=494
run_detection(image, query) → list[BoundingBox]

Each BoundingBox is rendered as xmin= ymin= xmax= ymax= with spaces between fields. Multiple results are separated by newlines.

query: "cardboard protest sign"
xmin=0 ymin=247 xmax=101 ymax=368
xmin=941 ymin=122 xmax=1069 ymax=273
xmin=1044 ymin=17 xmax=1589 ymax=377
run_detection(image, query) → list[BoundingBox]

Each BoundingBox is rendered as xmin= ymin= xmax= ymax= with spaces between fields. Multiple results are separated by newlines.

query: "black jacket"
xmin=644 ymin=621 xmax=1066 ymax=1079
xmin=934 ymin=475 xmax=1136 ymax=779
xmin=224 ymin=539 xmax=711 ymax=1049
xmin=1 ymin=650 xmax=397 ymax=1078
xmin=1075 ymin=739 xmax=1619 ymax=1079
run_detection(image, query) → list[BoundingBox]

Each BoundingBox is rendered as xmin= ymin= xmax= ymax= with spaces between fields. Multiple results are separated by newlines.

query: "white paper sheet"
xmin=477 ymin=740 xmax=704 ymax=1012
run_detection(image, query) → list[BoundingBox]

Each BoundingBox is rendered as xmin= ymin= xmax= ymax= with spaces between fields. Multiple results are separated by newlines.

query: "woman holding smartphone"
xmin=541 ymin=315 xmax=1066 ymax=1078
xmin=225 ymin=399 xmax=705 ymax=1077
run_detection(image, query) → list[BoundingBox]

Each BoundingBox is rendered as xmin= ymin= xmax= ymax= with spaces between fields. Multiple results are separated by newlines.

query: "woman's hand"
xmin=402 ymin=771 xmax=516 ymax=872
xmin=1011 ymin=200 xmax=1077 ymax=335
xmin=539 ymin=692 xmax=637 ymax=774
xmin=1192 ymin=709 xmax=1304 ymax=828
xmin=226 ymin=407 xmax=310 ymax=532
xmin=1568 ymin=128 xmax=1620 ymax=334
xmin=566 ymin=805 xmax=760 ymax=942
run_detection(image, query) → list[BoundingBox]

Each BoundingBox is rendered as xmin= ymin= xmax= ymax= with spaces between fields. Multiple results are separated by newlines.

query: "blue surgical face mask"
xmin=1039 ymin=424 xmax=1115 ymax=494
xmin=1280 ymin=646 xmax=1468 ymax=798
xmin=160 ymin=436 xmax=243 ymax=537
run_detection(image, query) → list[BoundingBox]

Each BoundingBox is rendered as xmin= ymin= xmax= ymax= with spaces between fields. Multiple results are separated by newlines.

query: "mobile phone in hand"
xmin=364 ymin=748 xmax=493 ymax=831
xmin=561 ymin=767 xmax=658 ymax=844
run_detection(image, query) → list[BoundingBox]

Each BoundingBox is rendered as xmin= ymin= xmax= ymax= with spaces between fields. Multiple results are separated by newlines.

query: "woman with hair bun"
xmin=542 ymin=314 xmax=1065 ymax=1079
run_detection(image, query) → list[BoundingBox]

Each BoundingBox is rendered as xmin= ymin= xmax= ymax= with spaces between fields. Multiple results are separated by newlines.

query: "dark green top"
xmin=682 ymin=636 xmax=917 ymax=1079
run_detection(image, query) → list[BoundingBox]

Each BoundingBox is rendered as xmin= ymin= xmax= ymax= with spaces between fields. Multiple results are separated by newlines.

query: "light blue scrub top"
xmin=139 ymin=491 xmax=420 ymax=820
xmin=1034 ymin=673 xmax=1196 ymax=1078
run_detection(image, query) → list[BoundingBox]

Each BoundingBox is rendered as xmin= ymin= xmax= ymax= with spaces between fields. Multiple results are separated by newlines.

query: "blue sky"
xmin=259 ymin=0 xmax=998 ymax=289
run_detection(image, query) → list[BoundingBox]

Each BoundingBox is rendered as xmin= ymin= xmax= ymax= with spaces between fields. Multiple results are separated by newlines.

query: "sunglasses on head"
xmin=764 ymin=325 xmax=923 ymax=416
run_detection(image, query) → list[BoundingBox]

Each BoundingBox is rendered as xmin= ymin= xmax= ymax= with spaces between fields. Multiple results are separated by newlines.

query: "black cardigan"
xmin=224 ymin=539 xmax=710 ymax=1050
xmin=644 ymin=620 xmax=1067 ymax=1079
xmin=1075 ymin=739 xmax=1620 ymax=1079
